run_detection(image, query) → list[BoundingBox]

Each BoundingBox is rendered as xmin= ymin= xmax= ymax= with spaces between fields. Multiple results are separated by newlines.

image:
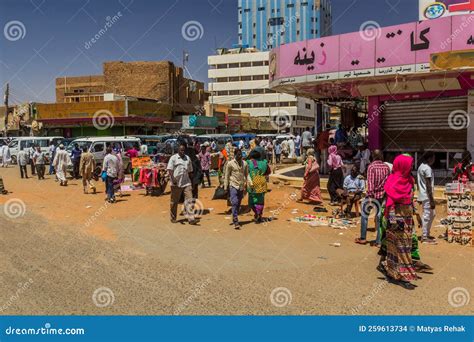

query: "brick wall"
xmin=55 ymin=75 xmax=105 ymax=103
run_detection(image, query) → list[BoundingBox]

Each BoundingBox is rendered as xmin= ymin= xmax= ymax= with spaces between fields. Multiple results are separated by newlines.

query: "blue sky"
xmin=0 ymin=0 xmax=417 ymax=104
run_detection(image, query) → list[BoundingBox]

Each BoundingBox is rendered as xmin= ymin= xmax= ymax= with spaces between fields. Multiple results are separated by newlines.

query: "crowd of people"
xmin=1 ymin=128 xmax=472 ymax=290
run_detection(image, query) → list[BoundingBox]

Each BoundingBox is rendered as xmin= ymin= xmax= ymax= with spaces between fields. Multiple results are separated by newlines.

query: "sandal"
xmin=354 ymin=238 xmax=368 ymax=245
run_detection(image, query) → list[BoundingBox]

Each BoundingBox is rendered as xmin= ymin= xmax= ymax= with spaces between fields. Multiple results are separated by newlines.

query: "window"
xmin=241 ymin=76 xmax=252 ymax=81
xmin=216 ymin=77 xmax=228 ymax=82
xmin=258 ymin=6 xmax=265 ymax=11
xmin=252 ymin=61 xmax=264 ymax=67
xmin=241 ymin=89 xmax=252 ymax=95
xmin=228 ymin=63 xmax=239 ymax=68
xmin=253 ymin=103 xmax=264 ymax=108
xmin=305 ymin=103 xmax=311 ymax=109
xmin=244 ymin=8 xmax=251 ymax=12
xmin=240 ymin=62 xmax=251 ymax=67
xmin=217 ymin=91 xmax=229 ymax=96
xmin=253 ymin=88 xmax=264 ymax=94
xmin=287 ymin=4 xmax=294 ymax=8
xmin=217 ymin=64 xmax=228 ymax=69
xmin=229 ymin=76 xmax=239 ymax=82
xmin=268 ymin=17 xmax=284 ymax=26
xmin=92 ymin=143 xmax=105 ymax=153
xmin=252 ymin=75 xmax=264 ymax=80
xmin=280 ymin=102 xmax=290 ymax=107
xmin=241 ymin=103 xmax=252 ymax=108
xmin=229 ymin=90 xmax=239 ymax=95
xmin=232 ymin=104 xmax=241 ymax=109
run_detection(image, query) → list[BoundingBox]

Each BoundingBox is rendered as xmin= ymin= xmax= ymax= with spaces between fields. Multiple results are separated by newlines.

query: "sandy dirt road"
xmin=0 ymin=166 xmax=472 ymax=315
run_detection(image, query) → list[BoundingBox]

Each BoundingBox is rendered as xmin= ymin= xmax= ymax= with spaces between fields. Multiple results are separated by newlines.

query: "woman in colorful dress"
xmin=327 ymin=145 xmax=344 ymax=205
xmin=380 ymin=154 xmax=418 ymax=289
xmin=298 ymin=149 xmax=323 ymax=205
xmin=247 ymin=150 xmax=270 ymax=223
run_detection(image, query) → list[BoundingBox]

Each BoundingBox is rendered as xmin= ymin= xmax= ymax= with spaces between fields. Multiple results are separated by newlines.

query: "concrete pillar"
xmin=368 ymin=96 xmax=383 ymax=151
xmin=467 ymin=89 xmax=474 ymax=157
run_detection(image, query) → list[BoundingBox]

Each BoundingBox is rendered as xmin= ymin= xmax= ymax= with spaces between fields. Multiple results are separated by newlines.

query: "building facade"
xmin=55 ymin=61 xmax=205 ymax=117
xmin=208 ymin=48 xmax=316 ymax=134
xmin=238 ymin=0 xmax=332 ymax=51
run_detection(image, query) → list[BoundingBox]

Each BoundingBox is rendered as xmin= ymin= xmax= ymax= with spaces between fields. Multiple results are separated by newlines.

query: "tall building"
xmin=238 ymin=0 xmax=332 ymax=51
xmin=208 ymin=47 xmax=316 ymax=134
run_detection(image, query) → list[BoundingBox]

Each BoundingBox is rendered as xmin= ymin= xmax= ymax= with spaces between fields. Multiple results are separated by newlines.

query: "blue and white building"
xmin=238 ymin=0 xmax=332 ymax=51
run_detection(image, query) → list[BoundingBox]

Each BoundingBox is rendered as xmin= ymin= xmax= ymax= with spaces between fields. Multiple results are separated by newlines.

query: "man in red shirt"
xmin=316 ymin=124 xmax=331 ymax=175
xmin=355 ymin=150 xmax=390 ymax=246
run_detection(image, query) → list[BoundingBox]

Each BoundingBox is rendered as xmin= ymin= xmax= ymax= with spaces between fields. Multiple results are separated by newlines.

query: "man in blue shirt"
xmin=337 ymin=166 xmax=365 ymax=217
xmin=70 ymin=143 xmax=82 ymax=179
xmin=335 ymin=124 xmax=348 ymax=145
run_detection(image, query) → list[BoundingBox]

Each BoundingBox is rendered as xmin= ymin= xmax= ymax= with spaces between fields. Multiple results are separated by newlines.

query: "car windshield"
xmin=67 ymin=141 xmax=92 ymax=152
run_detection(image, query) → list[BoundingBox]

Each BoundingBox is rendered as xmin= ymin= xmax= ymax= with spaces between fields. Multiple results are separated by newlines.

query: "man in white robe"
xmin=53 ymin=144 xmax=71 ymax=186
xmin=1 ymin=144 xmax=11 ymax=167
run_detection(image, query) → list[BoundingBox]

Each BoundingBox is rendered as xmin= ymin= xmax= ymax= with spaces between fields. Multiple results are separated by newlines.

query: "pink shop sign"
xmin=272 ymin=15 xmax=474 ymax=83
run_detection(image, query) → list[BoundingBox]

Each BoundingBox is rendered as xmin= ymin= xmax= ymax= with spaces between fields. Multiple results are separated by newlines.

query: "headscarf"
xmin=327 ymin=145 xmax=343 ymax=169
xmin=384 ymin=154 xmax=414 ymax=213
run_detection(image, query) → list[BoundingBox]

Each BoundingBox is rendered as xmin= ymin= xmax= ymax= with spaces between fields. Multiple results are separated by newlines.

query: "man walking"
xmin=167 ymin=143 xmax=196 ymax=225
xmin=28 ymin=143 xmax=36 ymax=176
xmin=102 ymin=147 xmax=119 ymax=203
xmin=198 ymin=144 xmax=211 ymax=188
xmin=224 ymin=148 xmax=248 ymax=230
xmin=70 ymin=143 xmax=82 ymax=179
xmin=1 ymin=143 xmax=11 ymax=168
xmin=417 ymin=151 xmax=437 ymax=244
xmin=18 ymin=148 xmax=29 ymax=179
xmin=33 ymin=146 xmax=46 ymax=180
xmin=53 ymin=144 xmax=71 ymax=186
xmin=301 ymin=127 xmax=313 ymax=162
xmin=80 ymin=146 xmax=96 ymax=194
xmin=48 ymin=140 xmax=56 ymax=175
xmin=355 ymin=150 xmax=390 ymax=246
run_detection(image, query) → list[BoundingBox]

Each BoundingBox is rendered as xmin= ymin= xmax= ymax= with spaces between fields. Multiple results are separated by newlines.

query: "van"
xmin=67 ymin=136 xmax=141 ymax=174
xmin=8 ymin=136 xmax=63 ymax=164
xmin=196 ymin=134 xmax=233 ymax=151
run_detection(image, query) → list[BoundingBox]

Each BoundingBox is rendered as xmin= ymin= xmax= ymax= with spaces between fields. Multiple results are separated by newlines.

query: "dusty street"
xmin=0 ymin=166 xmax=472 ymax=316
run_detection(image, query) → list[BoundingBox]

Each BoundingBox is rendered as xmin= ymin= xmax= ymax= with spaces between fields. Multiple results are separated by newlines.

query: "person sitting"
xmin=337 ymin=166 xmax=365 ymax=217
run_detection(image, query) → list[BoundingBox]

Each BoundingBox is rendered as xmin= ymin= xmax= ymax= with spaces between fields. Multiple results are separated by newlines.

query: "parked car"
xmin=195 ymin=134 xmax=233 ymax=151
xmin=133 ymin=135 xmax=174 ymax=154
xmin=8 ymin=136 xmax=63 ymax=164
xmin=231 ymin=133 xmax=256 ymax=149
xmin=66 ymin=136 xmax=141 ymax=174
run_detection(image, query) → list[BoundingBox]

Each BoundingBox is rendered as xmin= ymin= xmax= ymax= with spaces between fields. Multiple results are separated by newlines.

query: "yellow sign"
xmin=132 ymin=156 xmax=151 ymax=168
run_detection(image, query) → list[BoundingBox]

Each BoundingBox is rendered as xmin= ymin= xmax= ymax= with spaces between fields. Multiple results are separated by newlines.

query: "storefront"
xmin=269 ymin=14 xmax=474 ymax=176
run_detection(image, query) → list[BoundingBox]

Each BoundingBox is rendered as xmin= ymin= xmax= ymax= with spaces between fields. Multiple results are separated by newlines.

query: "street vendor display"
xmin=445 ymin=182 xmax=472 ymax=245
xmin=131 ymin=157 xmax=169 ymax=196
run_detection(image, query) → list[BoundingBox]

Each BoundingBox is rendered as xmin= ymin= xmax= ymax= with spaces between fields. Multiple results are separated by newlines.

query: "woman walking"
xmin=298 ymin=149 xmax=322 ymax=205
xmin=327 ymin=145 xmax=344 ymax=205
xmin=247 ymin=150 xmax=270 ymax=224
xmin=380 ymin=154 xmax=418 ymax=290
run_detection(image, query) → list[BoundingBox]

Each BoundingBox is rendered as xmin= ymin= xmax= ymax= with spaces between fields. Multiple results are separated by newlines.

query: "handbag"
xmin=212 ymin=186 xmax=228 ymax=200
xmin=101 ymin=171 xmax=108 ymax=182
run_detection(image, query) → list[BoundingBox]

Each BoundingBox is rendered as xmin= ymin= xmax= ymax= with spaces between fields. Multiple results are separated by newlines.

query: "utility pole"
xmin=182 ymin=51 xmax=189 ymax=78
xmin=3 ymin=83 xmax=9 ymax=134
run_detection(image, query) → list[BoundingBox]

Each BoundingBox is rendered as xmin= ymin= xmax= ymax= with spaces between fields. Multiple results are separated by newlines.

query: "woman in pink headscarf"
xmin=327 ymin=145 xmax=344 ymax=205
xmin=381 ymin=154 xmax=418 ymax=289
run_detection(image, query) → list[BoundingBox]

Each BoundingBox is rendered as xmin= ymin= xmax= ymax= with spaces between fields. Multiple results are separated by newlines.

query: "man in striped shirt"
xmin=355 ymin=150 xmax=390 ymax=246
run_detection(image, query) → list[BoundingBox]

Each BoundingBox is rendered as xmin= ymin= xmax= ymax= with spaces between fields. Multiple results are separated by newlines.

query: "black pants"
xmin=20 ymin=165 xmax=28 ymax=179
xmin=73 ymin=160 xmax=81 ymax=179
xmin=201 ymin=170 xmax=211 ymax=187
xmin=30 ymin=160 xmax=36 ymax=175
xmin=328 ymin=168 xmax=344 ymax=203
xmin=275 ymin=154 xmax=281 ymax=163
xmin=36 ymin=164 xmax=46 ymax=180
